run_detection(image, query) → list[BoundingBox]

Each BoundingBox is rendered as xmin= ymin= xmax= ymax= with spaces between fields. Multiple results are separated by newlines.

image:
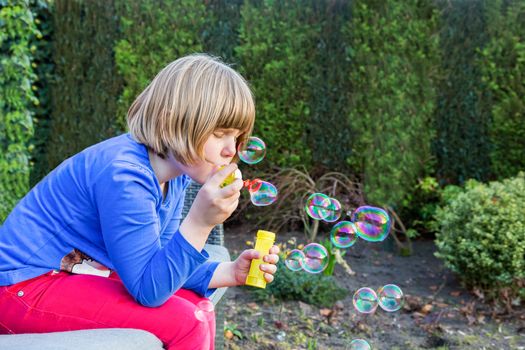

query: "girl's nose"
xmin=222 ymin=139 xmax=237 ymax=158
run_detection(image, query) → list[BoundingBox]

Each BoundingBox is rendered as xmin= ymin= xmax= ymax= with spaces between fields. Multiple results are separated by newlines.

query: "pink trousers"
xmin=0 ymin=271 xmax=215 ymax=350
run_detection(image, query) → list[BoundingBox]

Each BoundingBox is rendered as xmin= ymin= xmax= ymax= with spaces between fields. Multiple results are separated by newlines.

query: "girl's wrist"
xmin=179 ymin=215 xmax=214 ymax=251
xmin=209 ymin=261 xmax=239 ymax=289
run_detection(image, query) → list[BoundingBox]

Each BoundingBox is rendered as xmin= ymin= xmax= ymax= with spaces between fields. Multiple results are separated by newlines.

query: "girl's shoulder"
xmin=82 ymin=133 xmax=152 ymax=172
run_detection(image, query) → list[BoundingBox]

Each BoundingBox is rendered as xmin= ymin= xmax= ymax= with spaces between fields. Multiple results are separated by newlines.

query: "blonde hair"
xmin=127 ymin=53 xmax=255 ymax=164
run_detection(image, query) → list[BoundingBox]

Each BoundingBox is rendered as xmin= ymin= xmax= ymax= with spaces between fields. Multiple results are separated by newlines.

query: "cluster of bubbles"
xmin=304 ymin=193 xmax=391 ymax=245
xmin=284 ymin=243 xmax=329 ymax=274
xmin=283 ymin=194 xmax=392 ymax=276
xmin=291 ymin=193 xmax=397 ymax=348
xmin=303 ymin=193 xmax=342 ymax=222
xmin=237 ymin=138 xmax=400 ymax=349
xmin=353 ymin=284 xmax=404 ymax=314
xmin=225 ymin=136 xmax=278 ymax=206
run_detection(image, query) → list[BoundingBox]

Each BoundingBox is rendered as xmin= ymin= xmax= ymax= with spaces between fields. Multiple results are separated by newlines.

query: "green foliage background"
xmin=114 ymin=0 xmax=207 ymax=129
xmin=44 ymin=0 xmax=122 ymax=173
xmin=236 ymin=0 xmax=319 ymax=168
xmin=433 ymin=0 xmax=492 ymax=184
xmin=481 ymin=0 xmax=525 ymax=179
xmin=0 ymin=0 xmax=38 ymax=221
xmin=28 ymin=0 xmax=52 ymax=186
xmin=345 ymin=0 xmax=439 ymax=207
xmin=1 ymin=0 xmax=525 ymax=229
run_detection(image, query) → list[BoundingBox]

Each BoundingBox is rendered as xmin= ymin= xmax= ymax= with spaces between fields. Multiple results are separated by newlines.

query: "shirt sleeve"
xmin=182 ymin=260 xmax=220 ymax=297
xmin=94 ymin=161 xmax=207 ymax=307
xmin=161 ymin=180 xmax=219 ymax=297
xmin=159 ymin=184 xmax=186 ymax=247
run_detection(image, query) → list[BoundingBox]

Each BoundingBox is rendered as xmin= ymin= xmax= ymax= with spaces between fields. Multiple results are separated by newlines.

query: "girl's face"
xmin=174 ymin=128 xmax=241 ymax=184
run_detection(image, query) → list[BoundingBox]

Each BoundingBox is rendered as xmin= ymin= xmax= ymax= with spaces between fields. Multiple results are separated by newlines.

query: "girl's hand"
xmin=180 ymin=164 xmax=242 ymax=250
xmin=187 ymin=163 xmax=243 ymax=229
xmin=233 ymin=245 xmax=280 ymax=285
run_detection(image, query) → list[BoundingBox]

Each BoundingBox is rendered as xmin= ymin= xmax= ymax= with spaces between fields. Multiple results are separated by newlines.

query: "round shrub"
xmin=435 ymin=173 xmax=525 ymax=299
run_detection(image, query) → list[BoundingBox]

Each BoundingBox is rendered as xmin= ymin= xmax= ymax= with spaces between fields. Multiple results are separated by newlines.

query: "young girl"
xmin=0 ymin=54 xmax=279 ymax=350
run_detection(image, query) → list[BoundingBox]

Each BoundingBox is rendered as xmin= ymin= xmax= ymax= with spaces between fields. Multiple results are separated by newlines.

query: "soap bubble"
xmin=377 ymin=284 xmax=404 ymax=312
xmin=302 ymin=243 xmax=329 ymax=274
xmin=322 ymin=197 xmax=342 ymax=223
xmin=330 ymin=221 xmax=358 ymax=249
xmin=351 ymin=206 xmax=391 ymax=242
xmin=244 ymin=179 xmax=278 ymax=206
xmin=285 ymin=249 xmax=305 ymax=272
xmin=352 ymin=287 xmax=378 ymax=314
xmin=194 ymin=299 xmax=214 ymax=322
xmin=349 ymin=339 xmax=371 ymax=350
xmin=304 ymin=193 xmax=331 ymax=220
xmin=237 ymin=136 xmax=266 ymax=164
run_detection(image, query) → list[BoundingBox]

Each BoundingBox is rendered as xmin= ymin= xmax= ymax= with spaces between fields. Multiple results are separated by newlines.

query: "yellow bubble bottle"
xmin=219 ymin=167 xmax=242 ymax=188
xmin=245 ymin=230 xmax=276 ymax=289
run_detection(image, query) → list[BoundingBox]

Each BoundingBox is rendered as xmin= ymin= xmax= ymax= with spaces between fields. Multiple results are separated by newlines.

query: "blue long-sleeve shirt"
xmin=0 ymin=133 xmax=219 ymax=307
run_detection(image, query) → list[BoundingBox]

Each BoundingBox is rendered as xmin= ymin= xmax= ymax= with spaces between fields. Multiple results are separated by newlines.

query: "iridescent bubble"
xmin=323 ymin=197 xmax=343 ymax=223
xmin=352 ymin=287 xmax=378 ymax=314
xmin=302 ymin=243 xmax=329 ymax=274
xmin=237 ymin=136 xmax=266 ymax=164
xmin=351 ymin=206 xmax=391 ymax=242
xmin=194 ymin=299 xmax=214 ymax=322
xmin=377 ymin=284 xmax=404 ymax=312
xmin=349 ymin=339 xmax=371 ymax=350
xmin=330 ymin=221 xmax=358 ymax=249
xmin=304 ymin=193 xmax=331 ymax=220
xmin=284 ymin=249 xmax=305 ymax=272
xmin=244 ymin=179 xmax=278 ymax=206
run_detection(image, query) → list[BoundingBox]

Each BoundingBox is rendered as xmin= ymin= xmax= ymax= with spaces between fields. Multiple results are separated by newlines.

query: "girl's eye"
xmin=214 ymin=132 xmax=225 ymax=138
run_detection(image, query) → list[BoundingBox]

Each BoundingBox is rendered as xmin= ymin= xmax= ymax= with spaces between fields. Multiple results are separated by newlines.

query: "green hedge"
xmin=307 ymin=0 xmax=353 ymax=172
xmin=3 ymin=0 xmax=524 ymax=222
xmin=44 ymin=0 xmax=122 ymax=173
xmin=481 ymin=0 xmax=525 ymax=179
xmin=433 ymin=0 xmax=492 ymax=184
xmin=344 ymin=0 xmax=439 ymax=207
xmin=115 ymin=0 xmax=207 ymax=128
xmin=435 ymin=173 xmax=525 ymax=299
xmin=202 ymin=0 xmax=244 ymax=64
xmin=236 ymin=0 xmax=319 ymax=168
xmin=0 ymin=0 xmax=38 ymax=222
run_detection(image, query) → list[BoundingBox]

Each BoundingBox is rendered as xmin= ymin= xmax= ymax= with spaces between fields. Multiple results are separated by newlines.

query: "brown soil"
xmin=221 ymin=224 xmax=525 ymax=350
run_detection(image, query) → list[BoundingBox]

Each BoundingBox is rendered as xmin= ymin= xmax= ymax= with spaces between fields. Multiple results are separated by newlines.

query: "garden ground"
xmin=222 ymin=224 xmax=525 ymax=350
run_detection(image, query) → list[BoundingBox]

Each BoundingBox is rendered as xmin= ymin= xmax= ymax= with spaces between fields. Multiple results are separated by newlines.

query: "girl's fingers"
xmin=264 ymin=273 xmax=274 ymax=283
xmin=263 ymin=254 xmax=279 ymax=264
xmin=219 ymin=178 xmax=243 ymax=197
xmin=209 ymin=163 xmax=238 ymax=187
xmin=269 ymin=245 xmax=280 ymax=255
xmin=260 ymin=264 xmax=277 ymax=274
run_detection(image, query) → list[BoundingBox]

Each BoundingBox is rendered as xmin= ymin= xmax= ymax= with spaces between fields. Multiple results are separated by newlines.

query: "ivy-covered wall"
xmin=28 ymin=0 xmax=53 ymax=186
xmin=0 ymin=0 xmax=38 ymax=221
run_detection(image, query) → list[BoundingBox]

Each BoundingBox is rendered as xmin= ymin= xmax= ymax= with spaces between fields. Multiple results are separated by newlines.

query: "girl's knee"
xmin=162 ymin=304 xmax=215 ymax=350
